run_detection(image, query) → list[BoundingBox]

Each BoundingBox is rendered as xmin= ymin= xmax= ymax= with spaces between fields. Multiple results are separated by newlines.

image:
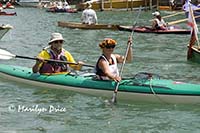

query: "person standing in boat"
xmin=81 ymin=3 xmax=98 ymax=25
xmin=95 ymin=38 xmax=132 ymax=82
xmin=152 ymin=11 xmax=167 ymax=30
xmin=32 ymin=33 xmax=83 ymax=74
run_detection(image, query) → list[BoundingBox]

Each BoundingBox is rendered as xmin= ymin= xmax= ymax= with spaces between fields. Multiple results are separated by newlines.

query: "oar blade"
xmin=111 ymin=93 xmax=117 ymax=104
xmin=0 ymin=49 xmax=16 ymax=60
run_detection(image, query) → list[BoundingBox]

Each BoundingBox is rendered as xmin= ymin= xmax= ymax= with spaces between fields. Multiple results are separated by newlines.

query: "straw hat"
xmin=99 ymin=38 xmax=117 ymax=48
xmin=152 ymin=11 xmax=160 ymax=16
xmin=48 ymin=33 xmax=64 ymax=44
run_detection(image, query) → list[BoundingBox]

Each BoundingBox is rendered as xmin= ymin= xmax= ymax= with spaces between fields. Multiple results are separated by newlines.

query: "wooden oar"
xmin=149 ymin=11 xmax=185 ymax=22
xmin=110 ymin=7 xmax=141 ymax=104
xmin=162 ymin=11 xmax=185 ymax=19
xmin=0 ymin=49 xmax=95 ymax=68
xmin=167 ymin=15 xmax=200 ymax=26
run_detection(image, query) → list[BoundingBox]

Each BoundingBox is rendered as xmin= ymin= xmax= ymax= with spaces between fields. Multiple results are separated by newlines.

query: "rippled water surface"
xmin=0 ymin=7 xmax=200 ymax=133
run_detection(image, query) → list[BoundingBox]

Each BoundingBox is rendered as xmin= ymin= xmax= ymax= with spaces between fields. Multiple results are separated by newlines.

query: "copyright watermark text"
xmin=8 ymin=104 xmax=66 ymax=114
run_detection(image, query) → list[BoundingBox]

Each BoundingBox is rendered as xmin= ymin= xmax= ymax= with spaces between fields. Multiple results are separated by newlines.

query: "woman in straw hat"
xmin=32 ymin=33 xmax=83 ymax=74
xmin=95 ymin=38 xmax=132 ymax=82
xmin=81 ymin=3 xmax=97 ymax=25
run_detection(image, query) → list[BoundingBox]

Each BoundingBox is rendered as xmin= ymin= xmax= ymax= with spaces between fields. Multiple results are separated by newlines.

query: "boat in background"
xmin=16 ymin=0 xmax=39 ymax=7
xmin=118 ymin=26 xmax=191 ymax=34
xmin=0 ymin=64 xmax=200 ymax=104
xmin=182 ymin=0 xmax=200 ymax=22
xmin=2 ymin=1 xmax=15 ymax=9
xmin=47 ymin=8 xmax=77 ymax=13
xmin=0 ymin=11 xmax=17 ymax=16
xmin=187 ymin=28 xmax=200 ymax=63
xmin=76 ymin=0 xmax=153 ymax=11
xmin=0 ymin=24 xmax=13 ymax=39
xmin=58 ymin=21 xmax=120 ymax=30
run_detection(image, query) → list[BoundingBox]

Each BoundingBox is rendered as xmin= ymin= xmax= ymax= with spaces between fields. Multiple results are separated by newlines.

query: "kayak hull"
xmin=0 ymin=64 xmax=200 ymax=104
xmin=119 ymin=26 xmax=191 ymax=34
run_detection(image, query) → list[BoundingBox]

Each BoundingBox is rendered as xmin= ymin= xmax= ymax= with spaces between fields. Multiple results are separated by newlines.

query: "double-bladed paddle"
xmin=110 ymin=7 xmax=141 ymax=104
xmin=0 ymin=49 xmax=95 ymax=68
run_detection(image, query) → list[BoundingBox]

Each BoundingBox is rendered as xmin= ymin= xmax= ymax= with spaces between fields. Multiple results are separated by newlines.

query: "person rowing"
xmin=152 ymin=11 xmax=167 ymax=30
xmin=81 ymin=3 xmax=98 ymax=25
xmin=32 ymin=33 xmax=84 ymax=74
xmin=95 ymin=38 xmax=132 ymax=82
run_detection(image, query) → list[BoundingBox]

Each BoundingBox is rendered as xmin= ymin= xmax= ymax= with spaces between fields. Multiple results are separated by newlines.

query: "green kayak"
xmin=0 ymin=64 xmax=200 ymax=104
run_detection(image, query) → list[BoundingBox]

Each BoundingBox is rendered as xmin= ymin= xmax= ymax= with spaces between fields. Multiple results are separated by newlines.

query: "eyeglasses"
xmin=105 ymin=45 xmax=115 ymax=49
xmin=54 ymin=40 xmax=63 ymax=44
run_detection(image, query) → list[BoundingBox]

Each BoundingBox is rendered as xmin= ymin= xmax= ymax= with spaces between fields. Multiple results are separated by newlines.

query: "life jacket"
xmin=95 ymin=54 xmax=119 ymax=80
xmin=39 ymin=49 xmax=69 ymax=74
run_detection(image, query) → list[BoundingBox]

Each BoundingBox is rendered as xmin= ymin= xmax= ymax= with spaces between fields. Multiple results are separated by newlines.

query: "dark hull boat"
xmin=118 ymin=26 xmax=190 ymax=34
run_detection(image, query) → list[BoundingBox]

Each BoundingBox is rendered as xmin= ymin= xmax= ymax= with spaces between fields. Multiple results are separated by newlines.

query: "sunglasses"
xmin=54 ymin=40 xmax=63 ymax=44
xmin=105 ymin=45 xmax=115 ymax=49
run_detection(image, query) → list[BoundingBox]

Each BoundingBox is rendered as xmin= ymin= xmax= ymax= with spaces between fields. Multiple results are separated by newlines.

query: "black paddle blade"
xmin=110 ymin=92 xmax=117 ymax=104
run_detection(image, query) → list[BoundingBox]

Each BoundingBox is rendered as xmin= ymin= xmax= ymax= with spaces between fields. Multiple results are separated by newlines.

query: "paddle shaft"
xmin=15 ymin=55 xmax=95 ymax=68
xmin=168 ymin=15 xmax=200 ymax=26
xmin=149 ymin=11 xmax=185 ymax=22
xmin=111 ymin=7 xmax=141 ymax=103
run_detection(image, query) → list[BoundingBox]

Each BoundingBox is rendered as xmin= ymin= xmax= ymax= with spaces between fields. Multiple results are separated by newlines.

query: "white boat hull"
xmin=1 ymin=71 xmax=200 ymax=104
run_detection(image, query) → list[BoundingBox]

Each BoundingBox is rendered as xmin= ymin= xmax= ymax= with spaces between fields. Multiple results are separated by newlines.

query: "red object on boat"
xmin=118 ymin=26 xmax=191 ymax=34
xmin=47 ymin=8 xmax=78 ymax=13
xmin=0 ymin=11 xmax=17 ymax=16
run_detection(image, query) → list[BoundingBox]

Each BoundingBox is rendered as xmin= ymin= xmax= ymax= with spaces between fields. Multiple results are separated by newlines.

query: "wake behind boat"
xmin=58 ymin=21 xmax=120 ymax=30
xmin=118 ymin=26 xmax=191 ymax=34
xmin=0 ymin=64 xmax=200 ymax=104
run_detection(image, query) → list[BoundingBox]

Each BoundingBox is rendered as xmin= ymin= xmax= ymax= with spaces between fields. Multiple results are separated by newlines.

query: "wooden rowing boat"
xmin=58 ymin=21 xmax=120 ymax=30
xmin=187 ymin=45 xmax=200 ymax=64
xmin=118 ymin=26 xmax=191 ymax=34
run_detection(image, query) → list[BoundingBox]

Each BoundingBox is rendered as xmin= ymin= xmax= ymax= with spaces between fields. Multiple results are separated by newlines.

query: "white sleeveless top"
xmin=100 ymin=54 xmax=119 ymax=80
xmin=155 ymin=18 xmax=166 ymax=27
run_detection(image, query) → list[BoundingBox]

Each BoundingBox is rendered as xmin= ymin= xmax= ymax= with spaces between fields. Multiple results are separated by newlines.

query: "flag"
xmin=187 ymin=2 xmax=199 ymax=59
xmin=183 ymin=0 xmax=200 ymax=12
xmin=187 ymin=2 xmax=199 ymax=41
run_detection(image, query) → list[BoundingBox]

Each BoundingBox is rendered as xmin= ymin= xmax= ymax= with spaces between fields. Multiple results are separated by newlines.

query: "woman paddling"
xmin=95 ymin=38 xmax=132 ymax=82
xmin=152 ymin=11 xmax=167 ymax=30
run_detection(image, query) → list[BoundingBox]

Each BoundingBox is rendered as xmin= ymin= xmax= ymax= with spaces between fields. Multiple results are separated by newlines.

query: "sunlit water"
xmin=0 ymin=7 xmax=200 ymax=132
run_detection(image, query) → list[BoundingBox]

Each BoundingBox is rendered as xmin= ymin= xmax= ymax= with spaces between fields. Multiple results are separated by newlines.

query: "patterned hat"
xmin=99 ymin=38 xmax=117 ymax=48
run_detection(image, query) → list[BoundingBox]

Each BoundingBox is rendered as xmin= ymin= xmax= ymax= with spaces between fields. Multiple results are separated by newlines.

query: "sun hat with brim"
xmin=152 ymin=11 xmax=160 ymax=16
xmin=99 ymin=38 xmax=117 ymax=48
xmin=48 ymin=33 xmax=64 ymax=45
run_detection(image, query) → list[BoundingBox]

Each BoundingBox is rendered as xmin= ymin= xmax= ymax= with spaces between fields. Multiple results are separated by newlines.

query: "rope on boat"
xmin=149 ymin=77 xmax=169 ymax=104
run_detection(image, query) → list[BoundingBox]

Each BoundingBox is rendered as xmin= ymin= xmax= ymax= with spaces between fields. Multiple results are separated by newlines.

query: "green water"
xmin=0 ymin=7 xmax=200 ymax=132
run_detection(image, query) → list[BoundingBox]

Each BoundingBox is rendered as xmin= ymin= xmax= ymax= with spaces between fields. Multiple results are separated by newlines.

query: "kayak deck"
xmin=0 ymin=64 xmax=200 ymax=104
